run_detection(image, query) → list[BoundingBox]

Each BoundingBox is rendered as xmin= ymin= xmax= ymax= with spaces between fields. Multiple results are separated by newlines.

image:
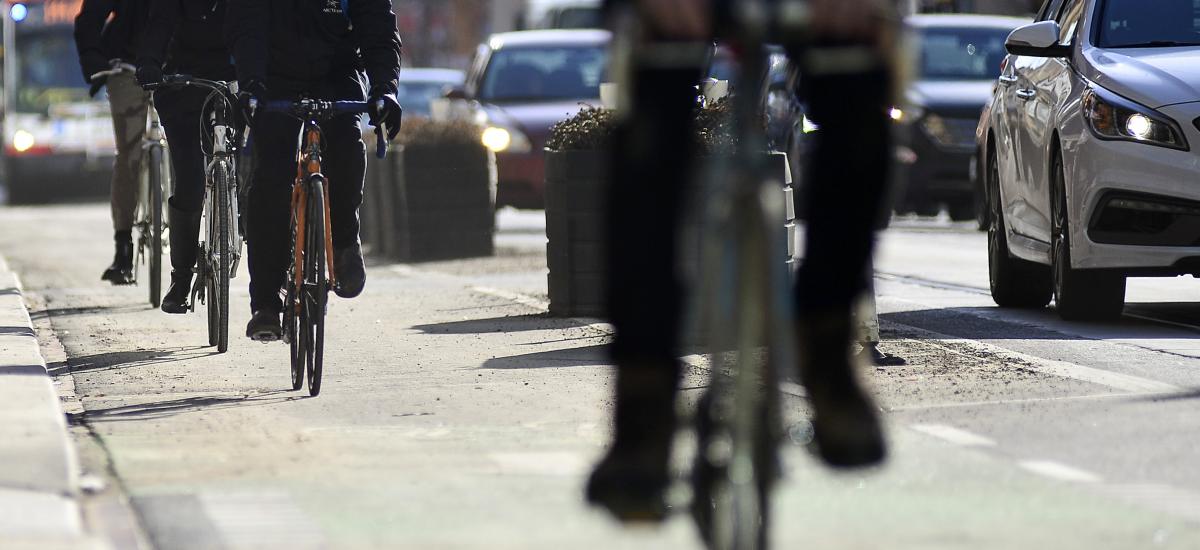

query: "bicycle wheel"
xmin=692 ymin=194 xmax=779 ymax=550
xmin=214 ymin=161 xmax=231 ymax=353
xmin=286 ymin=190 xmax=305 ymax=391
xmin=304 ymin=176 xmax=328 ymax=397
xmin=205 ymin=193 xmax=219 ymax=348
xmin=147 ymin=144 xmax=165 ymax=307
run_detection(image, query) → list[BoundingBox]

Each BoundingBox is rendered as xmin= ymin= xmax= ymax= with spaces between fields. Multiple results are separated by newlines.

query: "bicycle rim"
xmin=216 ymin=162 xmax=231 ymax=353
xmin=286 ymin=208 xmax=304 ymax=391
xmin=148 ymin=145 xmax=164 ymax=307
xmin=305 ymin=177 xmax=328 ymax=397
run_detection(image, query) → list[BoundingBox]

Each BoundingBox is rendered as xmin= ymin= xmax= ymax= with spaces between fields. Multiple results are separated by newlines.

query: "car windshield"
xmin=397 ymin=81 xmax=456 ymax=116
xmin=918 ymin=26 xmax=1012 ymax=81
xmin=1097 ymin=0 xmax=1200 ymax=48
xmin=479 ymin=45 xmax=606 ymax=102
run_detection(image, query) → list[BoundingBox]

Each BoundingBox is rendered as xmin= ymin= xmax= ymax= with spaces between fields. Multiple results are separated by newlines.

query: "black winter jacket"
xmin=138 ymin=0 xmax=235 ymax=81
xmin=74 ymin=0 xmax=151 ymax=83
xmin=226 ymin=0 xmax=402 ymax=96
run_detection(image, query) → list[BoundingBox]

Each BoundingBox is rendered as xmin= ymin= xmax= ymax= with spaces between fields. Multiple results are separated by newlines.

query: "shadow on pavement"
xmin=883 ymin=305 xmax=1200 ymax=341
xmin=481 ymin=344 xmax=610 ymax=370
xmin=49 ymin=346 xmax=215 ymax=376
xmin=30 ymin=303 xmax=147 ymax=320
xmin=413 ymin=313 xmax=572 ymax=335
xmin=76 ymin=391 xmax=299 ymax=423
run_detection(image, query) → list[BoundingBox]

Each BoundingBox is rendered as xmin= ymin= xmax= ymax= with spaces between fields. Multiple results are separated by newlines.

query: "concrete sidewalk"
xmin=0 ymin=255 xmax=94 ymax=548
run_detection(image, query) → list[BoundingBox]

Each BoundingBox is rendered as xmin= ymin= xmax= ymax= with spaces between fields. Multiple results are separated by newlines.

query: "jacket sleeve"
xmin=137 ymin=0 xmax=181 ymax=68
xmin=74 ymin=0 xmax=117 ymax=82
xmin=349 ymin=0 xmax=402 ymax=96
xmin=225 ymin=0 xmax=269 ymax=89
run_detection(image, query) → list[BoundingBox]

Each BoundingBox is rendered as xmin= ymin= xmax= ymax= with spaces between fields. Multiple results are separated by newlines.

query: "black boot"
xmin=101 ymin=231 xmax=135 ymax=285
xmin=162 ymin=201 xmax=202 ymax=314
xmin=586 ymin=361 xmax=680 ymax=522
xmin=797 ymin=310 xmax=887 ymax=468
xmin=333 ymin=242 xmax=366 ymax=299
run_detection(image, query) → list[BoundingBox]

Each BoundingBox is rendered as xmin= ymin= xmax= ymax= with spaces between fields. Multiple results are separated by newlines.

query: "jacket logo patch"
xmin=324 ymin=0 xmax=343 ymax=14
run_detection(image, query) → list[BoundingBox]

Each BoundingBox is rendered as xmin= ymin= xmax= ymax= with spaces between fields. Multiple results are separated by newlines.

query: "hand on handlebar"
xmin=236 ymin=79 xmax=268 ymax=129
xmin=136 ymin=64 xmax=164 ymax=90
xmin=367 ymin=91 xmax=402 ymax=141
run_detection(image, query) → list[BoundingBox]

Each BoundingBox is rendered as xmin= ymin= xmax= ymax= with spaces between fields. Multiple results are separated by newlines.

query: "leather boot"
xmin=100 ymin=231 xmax=135 ymax=285
xmin=586 ymin=361 xmax=680 ymax=522
xmin=797 ymin=310 xmax=887 ymax=468
xmin=161 ymin=201 xmax=202 ymax=314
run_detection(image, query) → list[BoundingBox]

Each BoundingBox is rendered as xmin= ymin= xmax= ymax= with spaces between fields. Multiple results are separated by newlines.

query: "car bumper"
xmin=496 ymin=150 xmax=545 ymax=209
xmin=1072 ymin=122 xmax=1200 ymax=273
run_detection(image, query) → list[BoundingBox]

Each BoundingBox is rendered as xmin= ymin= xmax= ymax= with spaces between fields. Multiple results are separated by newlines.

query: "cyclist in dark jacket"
xmin=135 ymin=0 xmax=237 ymax=314
xmin=74 ymin=0 xmax=151 ymax=285
xmin=226 ymin=0 xmax=403 ymax=340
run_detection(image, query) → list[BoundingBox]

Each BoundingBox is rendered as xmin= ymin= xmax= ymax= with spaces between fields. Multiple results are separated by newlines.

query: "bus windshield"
xmin=8 ymin=0 xmax=92 ymax=113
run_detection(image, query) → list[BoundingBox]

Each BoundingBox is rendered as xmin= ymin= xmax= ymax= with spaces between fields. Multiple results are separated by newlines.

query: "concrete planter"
xmin=544 ymin=148 xmax=794 ymax=318
xmin=364 ymin=143 xmax=497 ymax=262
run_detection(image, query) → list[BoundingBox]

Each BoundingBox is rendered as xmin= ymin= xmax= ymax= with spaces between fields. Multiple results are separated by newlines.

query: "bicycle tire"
xmin=286 ymin=198 xmax=304 ymax=391
xmin=215 ymin=161 xmax=231 ymax=353
xmin=147 ymin=145 xmax=165 ymax=308
xmin=205 ymin=191 xmax=219 ymax=348
xmin=304 ymin=176 xmax=328 ymax=397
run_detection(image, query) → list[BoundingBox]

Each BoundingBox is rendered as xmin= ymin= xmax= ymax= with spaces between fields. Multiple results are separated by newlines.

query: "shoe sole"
xmin=249 ymin=332 xmax=281 ymax=342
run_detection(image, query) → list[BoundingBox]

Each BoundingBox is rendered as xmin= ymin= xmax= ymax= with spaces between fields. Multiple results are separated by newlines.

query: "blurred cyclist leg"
xmin=156 ymin=86 xmax=208 ymax=313
xmin=102 ymin=71 xmax=149 ymax=285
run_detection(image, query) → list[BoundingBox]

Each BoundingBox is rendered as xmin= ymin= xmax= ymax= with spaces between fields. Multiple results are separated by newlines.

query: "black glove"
xmin=367 ymin=90 xmax=402 ymax=141
xmin=135 ymin=63 xmax=164 ymax=90
xmin=236 ymin=79 xmax=267 ymax=129
xmin=82 ymin=52 xmax=110 ymax=97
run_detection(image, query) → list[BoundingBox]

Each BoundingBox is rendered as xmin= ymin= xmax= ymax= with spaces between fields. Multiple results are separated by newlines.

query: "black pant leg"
xmin=246 ymin=111 xmax=302 ymax=313
xmin=157 ymin=87 xmax=209 ymax=213
xmin=605 ymin=64 xmax=703 ymax=365
xmin=794 ymin=64 xmax=893 ymax=314
xmin=320 ymin=114 xmax=367 ymax=249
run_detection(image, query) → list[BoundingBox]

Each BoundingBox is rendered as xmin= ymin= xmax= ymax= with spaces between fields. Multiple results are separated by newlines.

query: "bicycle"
xmin=91 ymin=63 xmax=170 ymax=308
xmin=148 ymin=75 xmax=247 ymax=353
xmin=258 ymin=98 xmax=387 ymax=396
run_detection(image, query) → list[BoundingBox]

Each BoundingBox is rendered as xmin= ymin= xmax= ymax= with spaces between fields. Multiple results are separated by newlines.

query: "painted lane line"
xmin=884 ymin=317 xmax=1180 ymax=394
xmin=1017 ymin=460 xmax=1102 ymax=483
xmin=909 ymin=423 xmax=997 ymax=447
xmin=471 ymin=286 xmax=550 ymax=311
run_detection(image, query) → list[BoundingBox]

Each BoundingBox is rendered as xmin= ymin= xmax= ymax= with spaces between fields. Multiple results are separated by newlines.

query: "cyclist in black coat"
xmin=74 ymin=0 xmax=151 ymax=285
xmin=226 ymin=0 xmax=403 ymax=341
xmin=135 ymin=0 xmax=237 ymax=314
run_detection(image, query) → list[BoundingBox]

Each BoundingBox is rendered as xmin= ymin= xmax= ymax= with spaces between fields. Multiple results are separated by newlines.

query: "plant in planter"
xmin=363 ymin=118 xmax=498 ymax=262
xmin=542 ymin=100 xmax=794 ymax=317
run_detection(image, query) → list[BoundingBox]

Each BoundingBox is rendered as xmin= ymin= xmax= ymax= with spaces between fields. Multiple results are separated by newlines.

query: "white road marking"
xmin=489 ymin=452 xmax=589 ymax=477
xmin=885 ymin=319 xmax=1180 ymax=394
xmin=910 ymin=423 xmax=997 ymax=447
xmin=199 ymin=490 xmax=325 ymax=549
xmin=1018 ymin=460 xmax=1102 ymax=483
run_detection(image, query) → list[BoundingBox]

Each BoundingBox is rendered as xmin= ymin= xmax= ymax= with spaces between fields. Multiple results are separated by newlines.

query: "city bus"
xmin=2 ymin=0 xmax=115 ymax=204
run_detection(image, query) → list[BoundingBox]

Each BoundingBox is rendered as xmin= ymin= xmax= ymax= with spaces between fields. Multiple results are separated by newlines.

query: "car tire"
xmin=1049 ymin=149 xmax=1126 ymax=321
xmin=947 ymin=198 xmax=976 ymax=222
xmin=987 ymin=147 xmax=1052 ymax=309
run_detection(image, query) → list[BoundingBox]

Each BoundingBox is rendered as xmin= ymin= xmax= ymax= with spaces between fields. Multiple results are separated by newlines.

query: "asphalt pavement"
xmin=4 ymin=205 xmax=1200 ymax=548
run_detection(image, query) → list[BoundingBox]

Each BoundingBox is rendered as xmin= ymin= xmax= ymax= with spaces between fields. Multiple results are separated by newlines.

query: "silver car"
xmin=981 ymin=0 xmax=1200 ymax=321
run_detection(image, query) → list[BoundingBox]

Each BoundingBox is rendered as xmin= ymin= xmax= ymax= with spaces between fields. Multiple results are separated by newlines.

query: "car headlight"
xmin=1082 ymin=86 xmax=1187 ymax=150
xmin=12 ymin=130 xmax=35 ymax=153
xmin=481 ymin=125 xmax=532 ymax=153
xmin=920 ymin=113 xmax=955 ymax=146
xmin=889 ymin=105 xmax=924 ymax=124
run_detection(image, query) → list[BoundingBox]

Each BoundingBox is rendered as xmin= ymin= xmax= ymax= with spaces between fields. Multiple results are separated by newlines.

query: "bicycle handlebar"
xmin=260 ymin=99 xmax=389 ymax=159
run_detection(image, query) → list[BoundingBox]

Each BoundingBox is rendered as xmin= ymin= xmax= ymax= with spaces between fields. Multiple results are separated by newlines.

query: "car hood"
xmin=1083 ymin=46 xmax=1200 ymax=109
xmin=481 ymin=100 xmax=592 ymax=141
xmin=908 ymin=80 xmax=994 ymax=112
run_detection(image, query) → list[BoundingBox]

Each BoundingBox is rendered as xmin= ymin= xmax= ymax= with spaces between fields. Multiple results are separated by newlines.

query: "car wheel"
xmin=947 ymin=198 xmax=976 ymax=222
xmin=988 ymin=147 xmax=1052 ymax=309
xmin=912 ymin=200 xmax=940 ymax=217
xmin=1050 ymin=149 xmax=1126 ymax=321
xmin=973 ymin=155 xmax=989 ymax=231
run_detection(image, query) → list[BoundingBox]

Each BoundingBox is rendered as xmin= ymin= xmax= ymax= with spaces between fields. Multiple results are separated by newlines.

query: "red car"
xmin=451 ymin=30 xmax=610 ymax=209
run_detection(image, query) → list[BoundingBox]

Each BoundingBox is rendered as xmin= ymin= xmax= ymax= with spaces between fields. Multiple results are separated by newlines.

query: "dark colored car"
xmin=451 ymin=30 xmax=609 ymax=208
xmin=899 ymin=14 xmax=1027 ymax=220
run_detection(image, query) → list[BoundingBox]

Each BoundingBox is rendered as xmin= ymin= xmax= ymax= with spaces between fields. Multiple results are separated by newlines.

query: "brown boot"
xmin=797 ymin=310 xmax=886 ymax=468
xmin=586 ymin=361 xmax=680 ymax=522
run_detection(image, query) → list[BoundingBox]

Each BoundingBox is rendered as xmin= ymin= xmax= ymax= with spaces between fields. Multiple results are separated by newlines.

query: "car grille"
xmin=921 ymin=115 xmax=977 ymax=149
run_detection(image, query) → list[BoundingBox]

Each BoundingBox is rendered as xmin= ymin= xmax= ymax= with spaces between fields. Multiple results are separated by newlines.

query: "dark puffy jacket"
xmin=138 ymin=0 xmax=235 ymax=81
xmin=226 ymin=0 xmax=402 ymax=96
xmin=74 ymin=0 xmax=152 ymax=83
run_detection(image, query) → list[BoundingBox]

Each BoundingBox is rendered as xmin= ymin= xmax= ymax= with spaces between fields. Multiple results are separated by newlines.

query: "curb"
xmin=0 ymin=255 xmax=88 ymax=546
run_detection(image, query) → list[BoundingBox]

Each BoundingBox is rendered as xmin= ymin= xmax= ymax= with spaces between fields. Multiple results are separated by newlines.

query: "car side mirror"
xmin=1005 ymin=21 xmax=1070 ymax=57
xmin=444 ymin=86 xmax=469 ymax=101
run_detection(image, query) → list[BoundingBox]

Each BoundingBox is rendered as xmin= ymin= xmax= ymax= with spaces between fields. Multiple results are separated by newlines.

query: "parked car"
xmin=450 ymin=30 xmax=609 ymax=208
xmin=397 ymin=68 xmax=465 ymax=118
xmin=526 ymin=0 xmax=602 ymax=29
xmin=900 ymin=14 xmax=1027 ymax=220
xmin=980 ymin=0 xmax=1200 ymax=321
